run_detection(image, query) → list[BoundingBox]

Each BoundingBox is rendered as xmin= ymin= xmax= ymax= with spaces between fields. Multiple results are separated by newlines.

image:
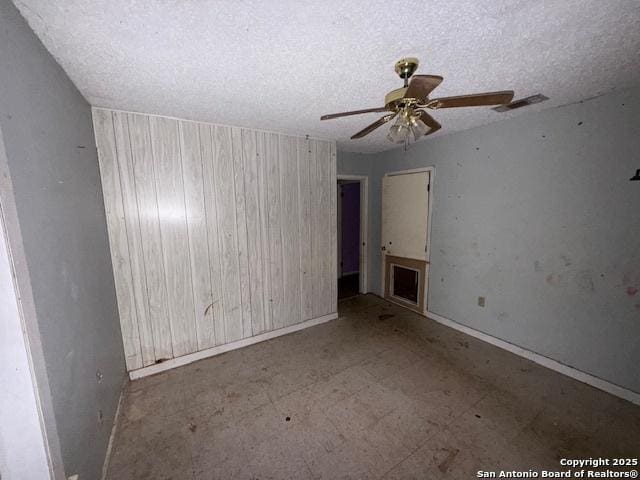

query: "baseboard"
xmin=426 ymin=310 xmax=640 ymax=406
xmin=129 ymin=312 xmax=338 ymax=380
xmin=100 ymin=377 xmax=127 ymax=480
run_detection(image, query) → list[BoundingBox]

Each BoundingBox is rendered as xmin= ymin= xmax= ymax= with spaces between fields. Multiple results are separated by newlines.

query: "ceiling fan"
xmin=321 ymin=58 xmax=514 ymax=144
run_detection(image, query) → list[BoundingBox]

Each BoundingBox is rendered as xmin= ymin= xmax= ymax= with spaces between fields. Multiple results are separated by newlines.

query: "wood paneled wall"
xmin=93 ymin=108 xmax=337 ymax=372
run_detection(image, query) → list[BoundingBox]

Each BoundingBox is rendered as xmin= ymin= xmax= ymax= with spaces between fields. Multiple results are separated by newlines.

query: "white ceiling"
xmin=14 ymin=0 xmax=640 ymax=153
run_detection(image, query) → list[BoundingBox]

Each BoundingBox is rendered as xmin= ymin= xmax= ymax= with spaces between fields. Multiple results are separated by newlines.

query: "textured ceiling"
xmin=14 ymin=0 xmax=640 ymax=153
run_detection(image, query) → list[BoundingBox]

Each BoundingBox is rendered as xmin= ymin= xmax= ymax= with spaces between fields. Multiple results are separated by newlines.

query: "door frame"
xmin=380 ymin=166 xmax=434 ymax=315
xmin=336 ymin=174 xmax=369 ymax=294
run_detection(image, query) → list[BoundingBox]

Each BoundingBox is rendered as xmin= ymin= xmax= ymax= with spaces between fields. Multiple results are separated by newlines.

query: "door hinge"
xmin=427 ymin=183 xmax=430 ymax=192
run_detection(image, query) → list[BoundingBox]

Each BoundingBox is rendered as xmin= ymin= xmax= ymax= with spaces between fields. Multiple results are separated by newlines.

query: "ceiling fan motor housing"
xmin=385 ymin=87 xmax=409 ymax=108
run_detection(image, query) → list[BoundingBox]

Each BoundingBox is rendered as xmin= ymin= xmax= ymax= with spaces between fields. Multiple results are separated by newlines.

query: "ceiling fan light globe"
xmin=410 ymin=118 xmax=429 ymax=140
xmin=387 ymin=124 xmax=409 ymax=144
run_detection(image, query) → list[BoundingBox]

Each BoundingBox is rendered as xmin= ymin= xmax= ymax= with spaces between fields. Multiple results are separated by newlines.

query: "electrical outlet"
xmin=478 ymin=296 xmax=485 ymax=307
xmin=67 ymin=475 xmax=79 ymax=480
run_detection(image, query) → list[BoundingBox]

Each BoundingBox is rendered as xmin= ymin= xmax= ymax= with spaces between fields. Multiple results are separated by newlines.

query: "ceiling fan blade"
xmin=351 ymin=113 xmax=397 ymax=139
xmin=404 ymin=75 xmax=443 ymax=101
xmin=430 ymin=91 xmax=514 ymax=109
xmin=415 ymin=110 xmax=441 ymax=135
xmin=321 ymin=107 xmax=389 ymax=121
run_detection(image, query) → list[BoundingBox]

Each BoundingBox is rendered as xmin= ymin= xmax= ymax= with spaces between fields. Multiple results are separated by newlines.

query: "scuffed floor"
xmin=105 ymin=294 xmax=640 ymax=479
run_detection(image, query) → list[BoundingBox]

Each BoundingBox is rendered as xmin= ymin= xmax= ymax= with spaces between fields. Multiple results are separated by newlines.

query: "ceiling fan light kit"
xmin=387 ymin=121 xmax=410 ymax=144
xmin=321 ymin=57 xmax=515 ymax=146
xmin=409 ymin=115 xmax=430 ymax=140
xmin=386 ymin=109 xmax=430 ymax=144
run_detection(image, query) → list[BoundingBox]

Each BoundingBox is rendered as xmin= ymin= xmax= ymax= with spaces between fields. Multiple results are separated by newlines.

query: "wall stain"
xmin=575 ymin=270 xmax=595 ymax=294
xmin=627 ymin=286 xmax=638 ymax=297
xmin=546 ymin=273 xmax=568 ymax=287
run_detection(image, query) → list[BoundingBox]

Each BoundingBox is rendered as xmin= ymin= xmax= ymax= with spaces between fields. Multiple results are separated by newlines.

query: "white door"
xmin=381 ymin=171 xmax=430 ymax=260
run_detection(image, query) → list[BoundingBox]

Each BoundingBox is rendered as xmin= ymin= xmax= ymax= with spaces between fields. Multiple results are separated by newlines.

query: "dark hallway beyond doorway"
xmin=338 ymin=273 xmax=359 ymax=299
xmin=338 ymin=180 xmax=361 ymax=299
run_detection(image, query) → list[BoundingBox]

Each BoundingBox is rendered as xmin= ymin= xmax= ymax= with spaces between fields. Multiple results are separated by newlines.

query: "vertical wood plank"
xmin=297 ymin=137 xmax=313 ymax=321
xmin=111 ymin=112 xmax=155 ymax=366
xmin=212 ymin=125 xmax=243 ymax=342
xmin=266 ymin=133 xmax=284 ymax=329
xmin=256 ymin=132 xmax=272 ymax=333
xmin=231 ymin=128 xmax=253 ymax=339
xmin=329 ymin=142 xmax=338 ymax=311
xmin=242 ymin=129 xmax=266 ymax=335
xmin=148 ymin=116 xmax=197 ymax=357
xmin=127 ymin=113 xmax=173 ymax=361
xmin=316 ymin=141 xmax=332 ymax=316
xmin=280 ymin=135 xmax=301 ymax=326
xmin=309 ymin=139 xmax=321 ymax=318
xmin=179 ymin=121 xmax=215 ymax=351
xmin=93 ymin=109 xmax=143 ymax=371
xmin=200 ymin=124 xmax=225 ymax=345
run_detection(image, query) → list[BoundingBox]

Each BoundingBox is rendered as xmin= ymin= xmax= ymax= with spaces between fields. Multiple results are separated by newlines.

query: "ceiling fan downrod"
xmin=394 ymin=57 xmax=420 ymax=88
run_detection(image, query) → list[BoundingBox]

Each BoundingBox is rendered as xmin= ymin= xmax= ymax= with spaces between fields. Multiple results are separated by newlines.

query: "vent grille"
xmin=493 ymin=94 xmax=548 ymax=112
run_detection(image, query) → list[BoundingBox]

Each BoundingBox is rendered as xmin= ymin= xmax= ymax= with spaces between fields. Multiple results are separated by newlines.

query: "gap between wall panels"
xmin=93 ymin=108 xmax=338 ymax=374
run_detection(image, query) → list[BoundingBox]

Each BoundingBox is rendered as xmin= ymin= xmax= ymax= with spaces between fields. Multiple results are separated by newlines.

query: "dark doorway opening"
xmin=338 ymin=180 xmax=360 ymax=299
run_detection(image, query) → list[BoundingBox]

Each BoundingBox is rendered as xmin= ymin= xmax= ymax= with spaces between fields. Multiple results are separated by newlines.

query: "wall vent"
xmin=493 ymin=94 xmax=549 ymax=112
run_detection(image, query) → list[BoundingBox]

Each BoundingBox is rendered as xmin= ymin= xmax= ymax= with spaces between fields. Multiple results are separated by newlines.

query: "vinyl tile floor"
xmin=105 ymin=294 xmax=640 ymax=479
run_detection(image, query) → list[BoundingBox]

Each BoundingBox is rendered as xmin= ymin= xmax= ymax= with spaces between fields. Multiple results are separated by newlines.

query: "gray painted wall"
xmin=338 ymin=87 xmax=640 ymax=393
xmin=0 ymin=2 xmax=126 ymax=478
